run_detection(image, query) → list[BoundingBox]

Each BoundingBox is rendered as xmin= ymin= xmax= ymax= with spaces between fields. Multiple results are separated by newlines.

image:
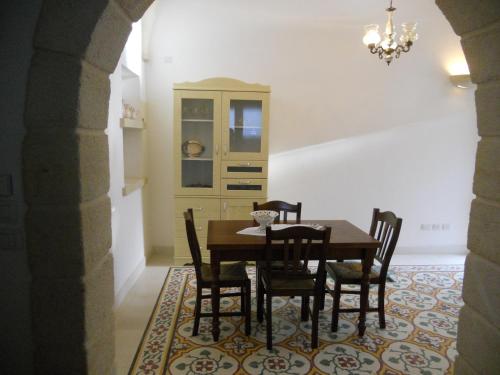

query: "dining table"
xmin=206 ymin=219 xmax=380 ymax=341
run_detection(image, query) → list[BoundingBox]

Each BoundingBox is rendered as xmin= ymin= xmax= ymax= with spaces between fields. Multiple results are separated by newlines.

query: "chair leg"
xmin=301 ymin=296 xmax=309 ymax=321
xmin=266 ymin=293 xmax=273 ymax=350
xmin=319 ymin=276 xmax=326 ymax=310
xmin=378 ymin=283 xmax=386 ymax=329
xmin=245 ymin=280 xmax=251 ymax=336
xmin=257 ymin=269 xmax=264 ymax=323
xmin=331 ymin=281 xmax=341 ymax=332
xmin=240 ymin=285 xmax=245 ymax=315
xmin=311 ymin=294 xmax=321 ymax=349
xmin=192 ymin=286 xmax=202 ymax=336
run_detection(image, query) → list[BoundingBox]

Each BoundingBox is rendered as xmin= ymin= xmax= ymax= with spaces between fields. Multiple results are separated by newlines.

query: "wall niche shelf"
xmin=120 ymin=117 xmax=145 ymax=129
xmin=120 ymin=62 xmax=147 ymax=197
xmin=122 ymin=177 xmax=147 ymax=196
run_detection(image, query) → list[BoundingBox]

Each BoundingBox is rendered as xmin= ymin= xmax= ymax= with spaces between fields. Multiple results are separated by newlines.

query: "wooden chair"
xmin=256 ymin=225 xmax=331 ymax=349
xmin=325 ymin=208 xmax=402 ymax=331
xmin=184 ymin=209 xmax=251 ymax=336
xmin=254 ymin=200 xmax=302 ymax=301
xmin=253 ymin=200 xmax=302 ymax=223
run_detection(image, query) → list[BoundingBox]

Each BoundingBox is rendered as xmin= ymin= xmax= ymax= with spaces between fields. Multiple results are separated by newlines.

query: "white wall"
xmin=144 ymin=0 xmax=477 ymax=254
xmin=270 ymin=113 xmax=476 ymax=252
xmin=108 ymin=24 xmax=147 ymax=305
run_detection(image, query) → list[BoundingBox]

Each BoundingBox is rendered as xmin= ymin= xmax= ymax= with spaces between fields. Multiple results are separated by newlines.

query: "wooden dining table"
xmin=206 ymin=219 xmax=380 ymax=341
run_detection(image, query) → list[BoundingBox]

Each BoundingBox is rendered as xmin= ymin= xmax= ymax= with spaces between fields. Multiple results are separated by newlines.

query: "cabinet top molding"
xmin=174 ymin=77 xmax=271 ymax=93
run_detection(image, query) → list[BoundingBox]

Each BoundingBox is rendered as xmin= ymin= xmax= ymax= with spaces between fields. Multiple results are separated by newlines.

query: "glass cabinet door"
xmin=174 ymin=91 xmax=221 ymax=195
xmin=222 ymin=92 xmax=269 ymax=160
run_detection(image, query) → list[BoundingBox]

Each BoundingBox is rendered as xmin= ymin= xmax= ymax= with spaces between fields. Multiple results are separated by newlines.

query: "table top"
xmin=207 ymin=220 xmax=380 ymax=251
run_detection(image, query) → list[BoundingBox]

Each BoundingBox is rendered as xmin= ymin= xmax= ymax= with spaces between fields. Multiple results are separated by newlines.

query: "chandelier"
xmin=362 ymin=0 xmax=418 ymax=65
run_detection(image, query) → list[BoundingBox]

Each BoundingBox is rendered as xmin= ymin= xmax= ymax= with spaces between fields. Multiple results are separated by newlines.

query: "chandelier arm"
xmin=395 ymin=45 xmax=402 ymax=59
xmin=378 ymin=48 xmax=385 ymax=60
xmin=402 ymin=44 xmax=411 ymax=53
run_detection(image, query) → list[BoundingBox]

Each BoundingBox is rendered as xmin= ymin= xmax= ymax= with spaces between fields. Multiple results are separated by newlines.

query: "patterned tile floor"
xmin=129 ymin=264 xmax=463 ymax=375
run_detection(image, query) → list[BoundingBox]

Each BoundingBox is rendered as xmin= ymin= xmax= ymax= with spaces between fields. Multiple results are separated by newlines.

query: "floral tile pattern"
xmin=129 ymin=265 xmax=463 ymax=375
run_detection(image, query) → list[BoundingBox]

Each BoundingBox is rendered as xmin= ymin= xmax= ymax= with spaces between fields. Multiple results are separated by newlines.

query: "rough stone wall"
xmin=22 ymin=0 xmax=153 ymax=373
xmin=436 ymin=1 xmax=500 ymax=374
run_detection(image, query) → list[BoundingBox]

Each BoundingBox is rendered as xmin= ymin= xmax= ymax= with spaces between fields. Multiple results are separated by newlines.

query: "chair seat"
xmin=201 ymin=262 xmax=248 ymax=282
xmin=257 ymin=260 xmax=305 ymax=269
xmin=263 ymin=276 xmax=315 ymax=291
xmin=326 ymin=261 xmax=380 ymax=282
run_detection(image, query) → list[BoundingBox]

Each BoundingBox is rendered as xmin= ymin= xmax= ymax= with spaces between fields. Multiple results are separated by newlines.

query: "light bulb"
xmin=401 ymin=22 xmax=418 ymax=43
xmin=363 ymin=24 xmax=381 ymax=46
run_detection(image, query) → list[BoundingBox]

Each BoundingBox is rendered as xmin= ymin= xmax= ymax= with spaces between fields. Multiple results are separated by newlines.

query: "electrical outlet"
xmin=421 ymin=223 xmax=449 ymax=231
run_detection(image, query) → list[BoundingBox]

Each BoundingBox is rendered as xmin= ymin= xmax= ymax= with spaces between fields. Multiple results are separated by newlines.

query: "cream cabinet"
xmin=173 ymin=78 xmax=270 ymax=265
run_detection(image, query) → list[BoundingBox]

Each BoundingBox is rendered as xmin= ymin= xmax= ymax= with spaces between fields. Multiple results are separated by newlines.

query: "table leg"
xmin=211 ymin=252 xmax=221 ymax=341
xmin=359 ymin=249 xmax=374 ymax=336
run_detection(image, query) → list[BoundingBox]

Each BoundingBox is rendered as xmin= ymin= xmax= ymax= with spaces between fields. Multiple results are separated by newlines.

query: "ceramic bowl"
xmin=182 ymin=140 xmax=205 ymax=157
xmin=250 ymin=210 xmax=279 ymax=230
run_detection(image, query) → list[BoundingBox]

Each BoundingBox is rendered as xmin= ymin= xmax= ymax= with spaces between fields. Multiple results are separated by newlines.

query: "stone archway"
xmin=21 ymin=0 xmax=499 ymax=373
xmin=23 ymin=1 xmax=154 ymax=373
xmin=436 ymin=1 xmax=500 ymax=373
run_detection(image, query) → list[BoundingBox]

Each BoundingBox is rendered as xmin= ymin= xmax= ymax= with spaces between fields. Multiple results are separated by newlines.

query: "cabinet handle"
xmin=194 ymin=207 xmax=204 ymax=211
xmin=237 ymin=162 xmax=252 ymax=167
xmin=196 ymin=226 xmax=203 ymax=231
xmin=223 ymin=145 xmax=228 ymax=156
xmin=238 ymin=180 xmax=252 ymax=185
xmin=215 ymin=144 xmax=219 ymax=156
xmin=223 ymin=201 xmax=228 ymax=211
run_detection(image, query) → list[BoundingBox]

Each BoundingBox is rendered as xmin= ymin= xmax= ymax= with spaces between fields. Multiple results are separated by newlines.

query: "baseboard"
xmin=115 ymin=257 xmax=146 ymax=307
xmin=144 ymin=244 xmax=154 ymax=259
xmin=396 ymin=245 xmax=468 ymax=255
xmin=152 ymin=245 xmax=174 ymax=256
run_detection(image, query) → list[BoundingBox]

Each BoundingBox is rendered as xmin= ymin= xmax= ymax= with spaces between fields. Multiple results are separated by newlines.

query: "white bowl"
xmin=250 ymin=210 xmax=279 ymax=230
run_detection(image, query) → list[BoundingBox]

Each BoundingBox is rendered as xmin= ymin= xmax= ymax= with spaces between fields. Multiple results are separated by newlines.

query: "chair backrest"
xmin=369 ymin=208 xmax=403 ymax=277
xmin=264 ymin=225 xmax=331 ymax=287
xmin=184 ymin=209 xmax=203 ymax=280
xmin=253 ymin=200 xmax=302 ymax=223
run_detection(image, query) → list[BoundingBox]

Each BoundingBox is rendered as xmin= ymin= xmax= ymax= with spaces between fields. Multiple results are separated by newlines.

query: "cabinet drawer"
xmin=175 ymin=236 xmax=209 ymax=259
xmin=175 ymin=218 xmax=208 ymax=238
xmin=175 ymin=197 xmax=220 ymax=218
xmin=221 ymin=161 xmax=267 ymax=179
xmin=221 ymin=178 xmax=267 ymax=197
